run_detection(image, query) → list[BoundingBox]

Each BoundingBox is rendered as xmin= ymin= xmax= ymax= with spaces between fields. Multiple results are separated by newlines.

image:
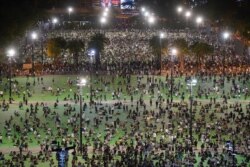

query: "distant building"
xmin=183 ymin=0 xmax=208 ymax=8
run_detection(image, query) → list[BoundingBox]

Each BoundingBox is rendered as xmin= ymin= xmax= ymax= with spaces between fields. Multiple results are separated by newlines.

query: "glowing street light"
xmin=159 ymin=32 xmax=165 ymax=75
xmin=68 ymin=7 xmax=73 ymax=19
xmin=7 ymin=48 xmax=16 ymax=58
xmin=223 ymin=31 xmax=230 ymax=40
xmin=77 ymin=78 xmax=87 ymax=155
xmin=6 ymin=48 xmax=16 ymax=104
xmin=177 ymin=6 xmax=183 ymax=13
xmin=170 ymin=48 xmax=177 ymax=103
xmin=171 ymin=48 xmax=177 ymax=55
xmin=104 ymin=7 xmax=109 ymax=12
xmin=141 ymin=7 xmax=146 ymax=13
xmin=31 ymin=32 xmax=38 ymax=40
xmin=144 ymin=11 xmax=150 ymax=17
xmin=160 ymin=32 xmax=165 ymax=39
xmin=148 ymin=16 xmax=155 ymax=24
xmin=187 ymin=77 xmax=197 ymax=153
xmin=100 ymin=16 xmax=107 ymax=24
xmin=68 ymin=7 xmax=73 ymax=13
xmin=196 ymin=16 xmax=203 ymax=25
xmin=52 ymin=17 xmax=58 ymax=24
xmin=222 ymin=31 xmax=231 ymax=84
xmin=31 ymin=32 xmax=38 ymax=75
xmin=185 ymin=11 xmax=192 ymax=18
xmin=103 ymin=11 xmax=108 ymax=17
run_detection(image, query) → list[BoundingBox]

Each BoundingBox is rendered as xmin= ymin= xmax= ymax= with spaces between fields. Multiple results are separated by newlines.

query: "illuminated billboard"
xmin=101 ymin=0 xmax=120 ymax=7
xmin=120 ymin=0 xmax=135 ymax=9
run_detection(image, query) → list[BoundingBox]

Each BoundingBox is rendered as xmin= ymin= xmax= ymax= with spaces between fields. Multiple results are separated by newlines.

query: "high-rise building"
xmin=183 ymin=0 xmax=208 ymax=8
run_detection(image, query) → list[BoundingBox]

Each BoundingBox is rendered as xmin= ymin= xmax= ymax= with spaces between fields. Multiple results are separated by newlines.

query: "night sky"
xmin=0 ymin=0 xmax=249 ymax=48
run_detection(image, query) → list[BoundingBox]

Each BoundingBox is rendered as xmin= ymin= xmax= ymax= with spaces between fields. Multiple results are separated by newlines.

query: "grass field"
xmin=0 ymin=74 xmax=249 ymax=166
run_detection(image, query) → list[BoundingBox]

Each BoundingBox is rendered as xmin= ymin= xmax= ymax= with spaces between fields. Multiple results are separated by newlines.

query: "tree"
xmin=149 ymin=35 xmax=168 ymax=71
xmin=173 ymin=38 xmax=189 ymax=72
xmin=46 ymin=37 xmax=66 ymax=62
xmin=88 ymin=33 xmax=109 ymax=69
xmin=67 ymin=39 xmax=85 ymax=65
xmin=190 ymin=42 xmax=214 ymax=72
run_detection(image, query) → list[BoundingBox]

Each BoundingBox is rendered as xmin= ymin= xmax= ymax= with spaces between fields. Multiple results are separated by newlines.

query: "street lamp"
xmin=141 ymin=7 xmax=146 ymax=13
xmin=68 ymin=7 xmax=73 ymax=19
xmin=222 ymin=31 xmax=231 ymax=86
xmin=177 ymin=6 xmax=183 ymax=14
xmin=52 ymin=17 xmax=58 ymax=24
xmin=52 ymin=17 xmax=58 ymax=30
xmin=170 ymin=48 xmax=177 ymax=103
xmin=185 ymin=10 xmax=192 ymax=27
xmin=196 ymin=16 xmax=203 ymax=38
xmin=185 ymin=11 xmax=191 ymax=18
xmin=159 ymin=32 xmax=165 ymax=75
xmin=88 ymin=49 xmax=96 ymax=103
xmin=31 ymin=32 xmax=38 ymax=76
xmin=196 ymin=16 xmax=203 ymax=26
xmin=100 ymin=16 xmax=107 ymax=34
xmin=7 ymin=48 xmax=16 ymax=104
xmin=104 ymin=7 xmax=109 ymax=12
xmin=144 ymin=11 xmax=150 ymax=17
xmin=148 ymin=15 xmax=155 ymax=25
xmin=77 ymin=78 xmax=87 ymax=155
xmin=187 ymin=78 xmax=197 ymax=153
xmin=103 ymin=11 xmax=108 ymax=17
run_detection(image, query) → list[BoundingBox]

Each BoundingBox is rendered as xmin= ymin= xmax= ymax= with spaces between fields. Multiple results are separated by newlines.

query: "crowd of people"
xmin=0 ymin=73 xmax=249 ymax=166
xmin=0 ymin=16 xmax=249 ymax=167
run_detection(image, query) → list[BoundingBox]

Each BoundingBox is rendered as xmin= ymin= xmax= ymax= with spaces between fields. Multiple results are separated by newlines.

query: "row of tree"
xmin=46 ymin=33 xmax=109 ymax=66
xmin=45 ymin=33 xmax=214 ymax=73
xmin=150 ymin=36 xmax=214 ymax=72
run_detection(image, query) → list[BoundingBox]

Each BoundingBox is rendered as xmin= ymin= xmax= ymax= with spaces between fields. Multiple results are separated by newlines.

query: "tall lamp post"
xmin=222 ymin=31 xmax=230 ymax=86
xmin=187 ymin=78 xmax=197 ymax=153
xmin=148 ymin=15 xmax=155 ymax=27
xmin=185 ymin=10 xmax=192 ymax=27
xmin=177 ymin=6 xmax=183 ymax=22
xmin=88 ymin=49 xmax=96 ymax=104
xmin=100 ymin=16 xmax=107 ymax=34
xmin=77 ymin=78 xmax=87 ymax=155
xmin=7 ymin=48 xmax=16 ymax=104
xmin=52 ymin=17 xmax=58 ymax=29
xmin=31 ymin=32 xmax=38 ymax=76
xmin=68 ymin=7 xmax=73 ymax=20
xmin=159 ymin=32 xmax=165 ymax=75
xmin=170 ymin=48 xmax=177 ymax=103
xmin=196 ymin=16 xmax=203 ymax=38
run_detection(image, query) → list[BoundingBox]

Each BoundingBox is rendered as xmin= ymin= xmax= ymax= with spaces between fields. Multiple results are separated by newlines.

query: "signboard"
xmin=23 ymin=64 xmax=32 ymax=70
xmin=101 ymin=0 xmax=120 ymax=7
xmin=121 ymin=0 xmax=135 ymax=9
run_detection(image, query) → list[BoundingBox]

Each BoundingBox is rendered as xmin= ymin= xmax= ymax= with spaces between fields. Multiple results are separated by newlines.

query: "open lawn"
xmin=0 ymin=74 xmax=249 ymax=166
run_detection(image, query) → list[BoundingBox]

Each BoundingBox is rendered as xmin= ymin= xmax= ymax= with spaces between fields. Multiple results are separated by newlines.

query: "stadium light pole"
xmin=170 ymin=48 xmax=177 ymax=103
xmin=187 ymin=78 xmax=197 ymax=154
xmin=77 ymin=78 xmax=87 ymax=155
xmin=159 ymin=32 xmax=165 ymax=75
xmin=7 ymin=48 xmax=16 ymax=104
xmin=222 ymin=31 xmax=230 ymax=86
xmin=31 ymin=32 xmax=38 ymax=76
